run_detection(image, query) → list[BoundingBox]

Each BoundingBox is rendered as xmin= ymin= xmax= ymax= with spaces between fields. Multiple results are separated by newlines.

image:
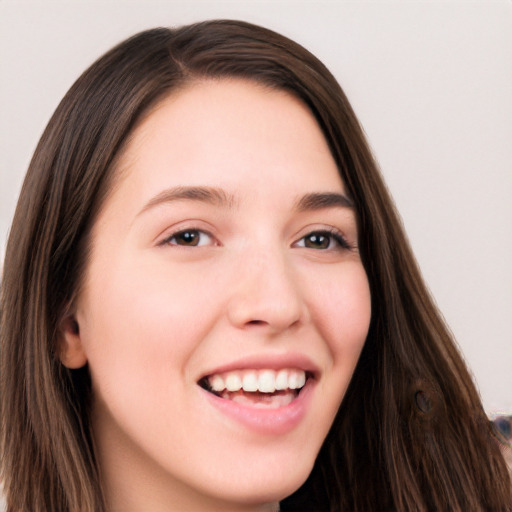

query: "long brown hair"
xmin=1 ymin=20 xmax=510 ymax=512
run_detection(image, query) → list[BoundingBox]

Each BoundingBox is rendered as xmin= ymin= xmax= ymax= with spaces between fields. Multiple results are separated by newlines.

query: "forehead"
xmin=106 ymin=78 xmax=345 ymax=213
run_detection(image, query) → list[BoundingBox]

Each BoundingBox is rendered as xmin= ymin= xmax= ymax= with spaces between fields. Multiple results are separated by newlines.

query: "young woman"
xmin=1 ymin=19 xmax=510 ymax=512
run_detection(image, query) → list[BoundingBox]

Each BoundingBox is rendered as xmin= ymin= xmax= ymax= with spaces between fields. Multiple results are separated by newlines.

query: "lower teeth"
xmin=220 ymin=390 xmax=297 ymax=409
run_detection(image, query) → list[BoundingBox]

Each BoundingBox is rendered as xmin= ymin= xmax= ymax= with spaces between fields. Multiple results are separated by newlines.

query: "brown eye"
xmin=304 ymin=233 xmax=330 ymax=249
xmin=166 ymin=229 xmax=212 ymax=247
xmin=295 ymin=230 xmax=350 ymax=251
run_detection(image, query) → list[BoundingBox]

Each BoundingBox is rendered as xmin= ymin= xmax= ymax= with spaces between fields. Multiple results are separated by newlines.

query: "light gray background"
xmin=1 ymin=0 xmax=511 ymax=427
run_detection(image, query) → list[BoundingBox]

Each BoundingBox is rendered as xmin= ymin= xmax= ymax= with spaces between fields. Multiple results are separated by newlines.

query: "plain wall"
xmin=1 ymin=0 xmax=511 ymax=416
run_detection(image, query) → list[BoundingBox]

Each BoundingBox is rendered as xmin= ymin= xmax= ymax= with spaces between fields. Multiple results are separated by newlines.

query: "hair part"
xmin=1 ymin=20 xmax=510 ymax=512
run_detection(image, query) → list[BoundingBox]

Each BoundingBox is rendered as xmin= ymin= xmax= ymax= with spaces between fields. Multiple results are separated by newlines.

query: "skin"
xmin=61 ymin=79 xmax=372 ymax=512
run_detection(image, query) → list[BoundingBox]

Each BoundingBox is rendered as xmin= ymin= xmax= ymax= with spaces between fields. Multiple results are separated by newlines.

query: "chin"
xmin=202 ymin=458 xmax=314 ymax=507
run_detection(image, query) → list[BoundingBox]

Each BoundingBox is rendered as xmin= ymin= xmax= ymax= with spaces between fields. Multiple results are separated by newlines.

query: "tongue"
xmin=220 ymin=389 xmax=296 ymax=409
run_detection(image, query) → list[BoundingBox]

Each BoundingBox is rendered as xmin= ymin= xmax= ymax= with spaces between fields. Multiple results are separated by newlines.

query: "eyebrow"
xmin=294 ymin=192 xmax=354 ymax=211
xmin=138 ymin=186 xmax=236 ymax=216
xmin=137 ymin=186 xmax=353 ymax=218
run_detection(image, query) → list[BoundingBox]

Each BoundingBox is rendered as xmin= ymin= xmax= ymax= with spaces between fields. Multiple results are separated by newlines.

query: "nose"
xmin=226 ymin=248 xmax=305 ymax=334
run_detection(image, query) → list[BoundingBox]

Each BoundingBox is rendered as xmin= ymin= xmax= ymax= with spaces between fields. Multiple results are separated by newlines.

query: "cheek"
xmin=300 ymin=262 xmax=370 ymax=439
xmin=77 ymin=259 xmax=222 ymax=387
xmin=307 ymin=261 xmax=371 ymax=359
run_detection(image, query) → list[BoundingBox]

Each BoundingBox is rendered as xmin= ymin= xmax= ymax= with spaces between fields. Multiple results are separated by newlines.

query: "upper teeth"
xmin=208 ymin=369 xmax=306 ymax=394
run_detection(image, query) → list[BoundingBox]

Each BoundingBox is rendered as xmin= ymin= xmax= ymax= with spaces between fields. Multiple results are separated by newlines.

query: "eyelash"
xmin=294 ymin=228 xmax=352 ymax=251
xmin=160 ymin=227 xmax=351 ymax=251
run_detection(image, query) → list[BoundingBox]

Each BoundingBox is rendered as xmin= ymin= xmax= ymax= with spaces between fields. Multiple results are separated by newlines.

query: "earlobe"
xmin=59 ymin=315 xmax=88 ymax=369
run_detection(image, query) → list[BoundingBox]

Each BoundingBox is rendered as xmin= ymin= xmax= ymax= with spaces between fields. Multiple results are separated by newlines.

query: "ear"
xmin=58 ymin=314 xmax=88 ymax=369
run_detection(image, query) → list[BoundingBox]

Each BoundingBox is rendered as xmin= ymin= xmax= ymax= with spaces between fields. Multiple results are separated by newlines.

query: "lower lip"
xmin=200 ymin=379 xmax=315 ymax=435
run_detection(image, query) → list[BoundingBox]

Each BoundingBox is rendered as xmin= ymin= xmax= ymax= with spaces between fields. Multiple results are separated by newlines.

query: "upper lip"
xmin=197 ymin=353 xmax=320 ymax=382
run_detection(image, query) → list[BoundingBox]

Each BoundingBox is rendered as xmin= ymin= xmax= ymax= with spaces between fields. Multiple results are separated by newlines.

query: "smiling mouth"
xmin=198 ymin=368 xmax=311 ymax=409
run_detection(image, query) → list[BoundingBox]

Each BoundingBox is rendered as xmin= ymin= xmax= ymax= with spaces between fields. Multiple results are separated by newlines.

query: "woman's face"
xmin=63 ymin=79 xmax=371 ymax=511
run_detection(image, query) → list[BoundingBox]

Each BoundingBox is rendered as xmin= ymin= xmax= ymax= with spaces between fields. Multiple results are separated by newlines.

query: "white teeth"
xmin=258 ymin=370 xmax=276 ymax=393
xmin=210 ymin=374 xmax=225 ymax=392
xmin=297 ymin=371 xmax=306 ymax=388
xmin=289 ymin=370 xmax=306 ymax=389
xmin=275 ymin=369 xmax=288 ymax=391
xmin=206 ymin=368 xmax=307 ymax=394
xmin=242 ymin=371 xmax=258 ymax=392
xmin=225 ymin=373 xmax=242 ymax=392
